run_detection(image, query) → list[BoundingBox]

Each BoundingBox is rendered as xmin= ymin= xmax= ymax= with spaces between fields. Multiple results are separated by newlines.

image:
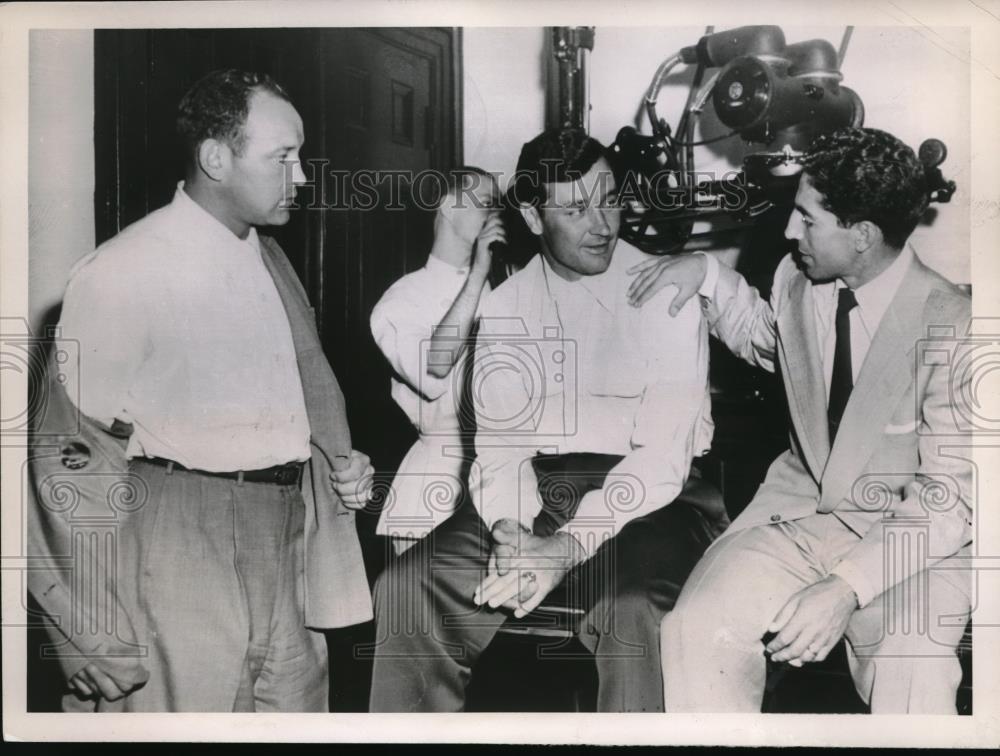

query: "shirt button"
xmin=770 ymin=514 xmax=781 ymax=522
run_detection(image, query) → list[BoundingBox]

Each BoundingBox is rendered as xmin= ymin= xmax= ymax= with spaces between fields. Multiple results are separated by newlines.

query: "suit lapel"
xmin=777 ymin=271 xmax=830 ymax=480
xmin=819 ymin=258 xmax=932 ymax=510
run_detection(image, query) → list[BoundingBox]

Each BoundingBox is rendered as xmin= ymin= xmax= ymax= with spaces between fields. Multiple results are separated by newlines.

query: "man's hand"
xmin=471 ymin=213 xmax=505 ymax=279
xmin=765 ymin=575 xmax=859 ymax=667
xmin=68 ymin=661 xmax=140 ymax=702
xmin=627 ymin=252 xmax=707 ymax=311
xmin=473 ymin=519 xmax=587 ymax=618
xmin=330 ymin=449 xmax=374 ymax=510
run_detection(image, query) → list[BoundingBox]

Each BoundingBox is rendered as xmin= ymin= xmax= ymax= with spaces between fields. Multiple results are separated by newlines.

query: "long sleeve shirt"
xmin=699 ymin=247 xmax=971 ymax=607
xmin=469 ymin=241 xmax=714 ymax=558
xmin=57 ymin=184 xmax=311 ymax=471
xmin=699 ymin=246 xmax=914 ymax=395
xmin=369 ymin=254 xmax=490 ymax=535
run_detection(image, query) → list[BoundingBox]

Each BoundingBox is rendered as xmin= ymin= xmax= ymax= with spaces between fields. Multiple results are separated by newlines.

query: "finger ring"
xmin=523 ymin=571 xmax=537 ymax=583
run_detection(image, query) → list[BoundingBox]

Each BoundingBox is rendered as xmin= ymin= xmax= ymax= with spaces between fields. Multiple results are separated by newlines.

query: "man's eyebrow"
xmin=594 ymin=185 xmax=619 ymax=204
xmin=794 ymin=203 xmax=812 ymax=218
xmin=270 ymin=143 xmax=301 ymax=156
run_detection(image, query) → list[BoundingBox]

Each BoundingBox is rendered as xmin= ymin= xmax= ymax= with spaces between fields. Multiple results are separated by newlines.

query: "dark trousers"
xmin=369 ymin=453 xmax=718 ymax=712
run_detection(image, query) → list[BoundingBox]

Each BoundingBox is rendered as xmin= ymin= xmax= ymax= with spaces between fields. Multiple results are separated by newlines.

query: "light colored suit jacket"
xmin=706 ymin=252 xmax=973 ymax=607
xmin=28 ymin=234 xmax=372 ymax=687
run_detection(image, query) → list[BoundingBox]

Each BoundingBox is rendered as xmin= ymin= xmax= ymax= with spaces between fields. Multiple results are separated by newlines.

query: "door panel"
xmin=93 ymin=27 xmax=460 ymax=473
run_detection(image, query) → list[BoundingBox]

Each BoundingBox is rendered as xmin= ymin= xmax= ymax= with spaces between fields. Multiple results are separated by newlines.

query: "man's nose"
xmin=290 ymin=159 xmax=307 ymax=186
xmin=589 ymin=206 xmax=611 ymax=236
xmin=784 ymin=212 xmax=802 ymax=241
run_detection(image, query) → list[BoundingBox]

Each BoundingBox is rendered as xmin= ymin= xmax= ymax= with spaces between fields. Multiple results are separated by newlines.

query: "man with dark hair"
xmin=31 ymin=69 xmax=374 ymax=711
xmin=176 ymin=69 xmax=292 ymax=159
xmin=370 ymin=168 xmax=504 ymax=553
xmin=630 ymin=126 xmax=973 ymax=713
xmin=368 ymin=128 xmax=728 ymax=712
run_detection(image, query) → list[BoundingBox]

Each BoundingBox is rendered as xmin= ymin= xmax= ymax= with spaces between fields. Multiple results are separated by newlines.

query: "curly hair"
xmin=176 ymin=69 xmax=291 ymax=163
xmin=508 ymin=128 xmax=613 ymax=208
xmin=801 ymin=127 xmax=928 ymax=249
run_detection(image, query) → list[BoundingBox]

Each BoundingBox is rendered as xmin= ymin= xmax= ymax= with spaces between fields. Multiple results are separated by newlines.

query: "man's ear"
xmin=519 ymin=203 xmax=543 ymax=236
xmin=196 ymin=138 xmax=230 ymax=182
xmin=853 ymin=220 xmax=880 ymax=253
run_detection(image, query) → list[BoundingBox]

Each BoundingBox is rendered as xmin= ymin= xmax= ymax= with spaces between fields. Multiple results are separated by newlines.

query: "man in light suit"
xmin=29 ymin=69 xmax=374 ymax=711
xmin=629 ymin=127 xmax=973 ymax=713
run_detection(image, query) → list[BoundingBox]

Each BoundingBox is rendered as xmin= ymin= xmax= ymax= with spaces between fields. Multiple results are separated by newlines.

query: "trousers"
xmin=661 ymin=513 xmax=972 ymax=713
xmin=369 ymin=453 xmax=719 ymax=712
xmin=63 ymin=460 xmax=328 ymax=712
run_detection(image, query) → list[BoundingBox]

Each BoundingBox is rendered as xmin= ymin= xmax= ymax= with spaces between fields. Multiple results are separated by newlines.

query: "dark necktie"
xmin=828 ymin=287 xmax=858 ymax=444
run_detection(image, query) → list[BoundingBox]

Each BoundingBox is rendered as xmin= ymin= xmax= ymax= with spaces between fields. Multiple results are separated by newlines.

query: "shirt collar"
xmin=425 ymin=252 xmax=470 ymax=277
xmin=852 ymin=245 xmax=913 ymax=331
xmin=172 ymin=181 xmax=261 ymax=254
xmin=539 ymin=242 xmax=624 ymax=313
xmin=812 ymin=245 xmax=914 ymax=334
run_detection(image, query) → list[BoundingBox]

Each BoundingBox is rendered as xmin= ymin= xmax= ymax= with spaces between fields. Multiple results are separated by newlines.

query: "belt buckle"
xmin=276 ymin=463 xmax=302 ymax=486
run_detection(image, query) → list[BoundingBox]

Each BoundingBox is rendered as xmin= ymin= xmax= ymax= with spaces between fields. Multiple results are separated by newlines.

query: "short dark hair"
xmin=176 ymin=69 xmax=292 ymax=163
xmin=801 ymin=127 xmax=928 ymax=249
xmin=508 ymin=128 xmax=612 ymax=208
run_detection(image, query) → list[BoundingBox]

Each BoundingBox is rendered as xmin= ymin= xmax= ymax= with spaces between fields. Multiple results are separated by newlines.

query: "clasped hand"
xmin=329 ymin=449 xmax=375 ymax=509
xmin=473 ymin=519 xmax=586 ymax=619
xmin=68 ymin=661 xmax=143 ymax=703
xmin=764 ymin=575 xmax=859 ymax=667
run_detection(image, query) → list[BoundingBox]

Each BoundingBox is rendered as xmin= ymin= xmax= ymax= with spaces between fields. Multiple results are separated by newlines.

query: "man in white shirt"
xmin=31 ymin=69 xmax=374 ymax=711
xmin=369 ymin=128 xmax=729 ymax=712
xmin=370 ymin=168 xmax=503 ymax=553
xmin=630 ymin=127 xmax=973 ymax=713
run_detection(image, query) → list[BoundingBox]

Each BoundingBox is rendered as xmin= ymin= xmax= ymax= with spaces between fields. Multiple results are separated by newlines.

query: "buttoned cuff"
xmin=694 ymin=251 xmax=719 ymax=299
xmin=830 ymin=558 xmax=877 ymax=609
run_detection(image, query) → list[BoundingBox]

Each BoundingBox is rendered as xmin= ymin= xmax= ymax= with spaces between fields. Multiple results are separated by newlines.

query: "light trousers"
xmin=661 ymin=513 xmax=971 ymax=713
xmin=64 ymin=460 xmax=328 ymax=712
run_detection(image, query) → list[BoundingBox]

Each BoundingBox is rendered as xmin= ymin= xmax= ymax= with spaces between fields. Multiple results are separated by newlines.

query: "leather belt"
xmin=139 ymin=456 xmax=304 ymax=486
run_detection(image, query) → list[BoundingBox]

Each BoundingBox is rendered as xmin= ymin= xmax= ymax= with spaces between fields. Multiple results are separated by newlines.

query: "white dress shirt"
xmin=470 ymin=241 xmax=714 ymax=558
xmin=814 ymin=246 xmax=914 ymax=397
xmin=370 ymin=254 xmax=490 ymax=537
xmin=699 ymin=246 xmax=917 ymax=604
xmin=700 ymin=245 xmax=914 ymax=397
xmin=57 ymin=184 xmax=312 ymax=471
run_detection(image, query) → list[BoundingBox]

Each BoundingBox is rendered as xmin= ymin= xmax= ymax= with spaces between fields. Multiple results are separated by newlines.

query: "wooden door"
xmin=93 ymin=26 xmax=460 ymax=476
xmin=88 ymin=28 xmax=461 ymax=711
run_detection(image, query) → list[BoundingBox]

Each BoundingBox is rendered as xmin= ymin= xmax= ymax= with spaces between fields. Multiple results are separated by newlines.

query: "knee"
xmin=660 ymin=599 xmax=701 ymax=659
xmin=661 ymin=586 xmax=766 ymax=664
xmin=660 ymin=598 xmax=705 ymax=649
xmin=373 ymin=548 xmax=429 ymax=615
xmin=588 ymin=588 xmax=661 ymax=639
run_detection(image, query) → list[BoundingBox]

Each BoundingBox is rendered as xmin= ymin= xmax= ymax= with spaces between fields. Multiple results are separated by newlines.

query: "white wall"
xmin=462 ymin=27 xmax=547 ymax=188
xmin=29 ymin=30 xmax=95 ymax=334
xmin=28 ymin=24 xmax=970 ymax=327
xmin=588 ymin=26 xmax=971 ymax=284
